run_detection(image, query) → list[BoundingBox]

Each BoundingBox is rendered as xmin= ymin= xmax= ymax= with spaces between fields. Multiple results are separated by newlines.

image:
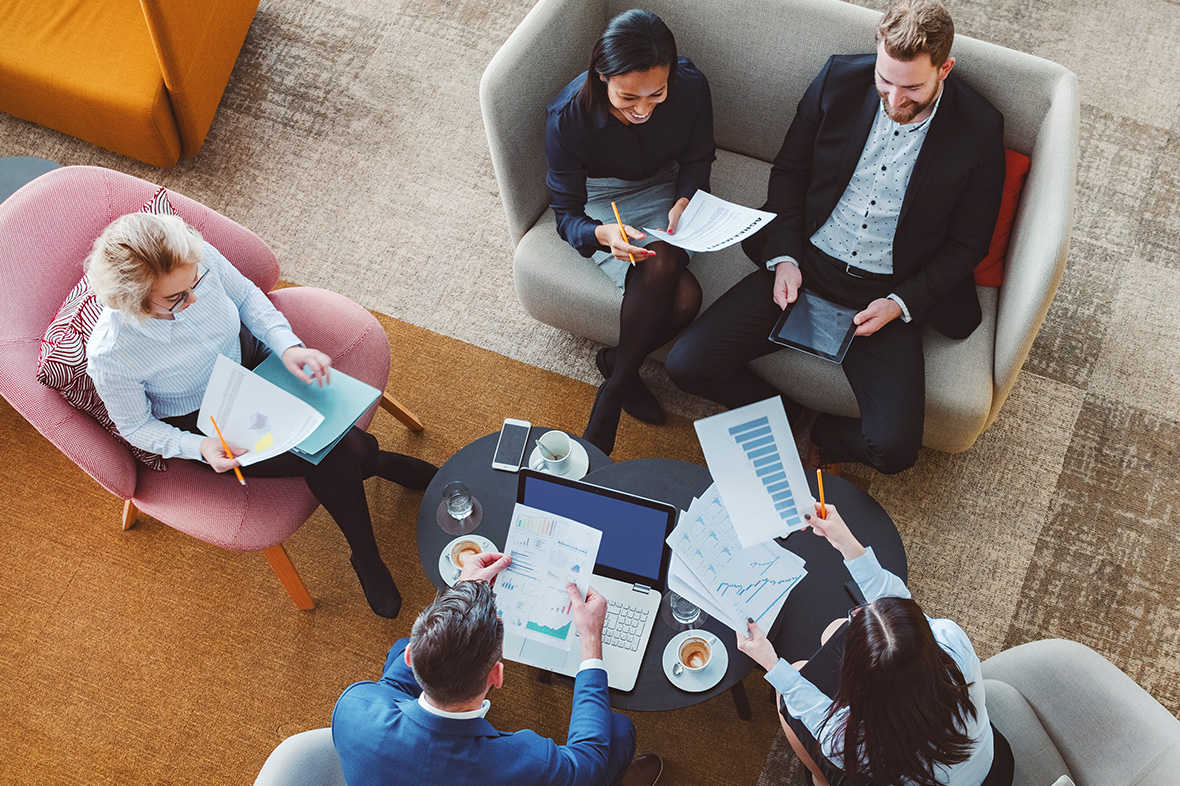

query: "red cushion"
xmin=34 ymin=187 xmax=183 ymax=471
xmin=975 ymin=150 xmax=1032 ymax=287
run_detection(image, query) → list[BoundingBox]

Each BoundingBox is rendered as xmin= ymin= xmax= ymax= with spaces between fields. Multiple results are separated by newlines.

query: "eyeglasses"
xmin=164 ymin=266 xmax=208 ymax=313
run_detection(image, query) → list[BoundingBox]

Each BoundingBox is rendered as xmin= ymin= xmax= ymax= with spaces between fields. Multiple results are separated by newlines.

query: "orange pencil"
xmin=610 ymin=201 xmax=637 ymax=265
xmin=209 ymin=416 xmax=246 ymax=486
xmin=816 ymin=468 xmax=826 ymax=519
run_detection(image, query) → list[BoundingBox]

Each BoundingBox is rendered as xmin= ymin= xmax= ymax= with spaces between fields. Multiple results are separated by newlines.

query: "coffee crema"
xmin=450 ymin=540 xmax=482 ymax=568
xmin=679 ymin=637 xmax=712 ymax=670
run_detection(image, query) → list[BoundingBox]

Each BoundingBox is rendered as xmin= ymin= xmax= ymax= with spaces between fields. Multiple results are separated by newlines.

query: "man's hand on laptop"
xmin=567 ymin=583 xmax=607 ymax=660
xmin=458 ymin=552 xmax=512 ymax=584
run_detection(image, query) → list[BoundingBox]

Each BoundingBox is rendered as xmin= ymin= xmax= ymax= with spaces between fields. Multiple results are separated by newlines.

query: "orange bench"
xmin=0 ymin=0 xmax=258 ymax=167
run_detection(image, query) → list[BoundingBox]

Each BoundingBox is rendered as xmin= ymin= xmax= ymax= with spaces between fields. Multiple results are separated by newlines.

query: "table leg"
xmin=730 ymin=679 xmax=752 ymax=721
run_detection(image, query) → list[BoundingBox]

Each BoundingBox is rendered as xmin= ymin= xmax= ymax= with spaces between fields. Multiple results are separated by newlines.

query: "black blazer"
xmin=755 ymin=54 xmax=1005 ymax=338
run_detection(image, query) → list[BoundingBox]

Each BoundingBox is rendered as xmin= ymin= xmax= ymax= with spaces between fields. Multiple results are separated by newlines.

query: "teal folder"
xmin=253 ymin=354 xmax=381 ymax=465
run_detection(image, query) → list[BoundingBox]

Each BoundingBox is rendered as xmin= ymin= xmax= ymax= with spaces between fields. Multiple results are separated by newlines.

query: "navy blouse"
xmin=544 ymin=56 xmax=715 ymax=257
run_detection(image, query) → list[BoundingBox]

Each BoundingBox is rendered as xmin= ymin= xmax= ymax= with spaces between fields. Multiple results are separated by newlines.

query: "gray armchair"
xmin=480 ymin=0 xmax=1078 ymax=452
xmin=983 ymin=639 xmax=1180 ymax=786
xmin=253 ymin=728 xmax=345 ymax=786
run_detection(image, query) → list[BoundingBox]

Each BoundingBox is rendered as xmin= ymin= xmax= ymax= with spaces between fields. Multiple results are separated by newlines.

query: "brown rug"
xmin=0 ymin=312 xmax=777 ymax=786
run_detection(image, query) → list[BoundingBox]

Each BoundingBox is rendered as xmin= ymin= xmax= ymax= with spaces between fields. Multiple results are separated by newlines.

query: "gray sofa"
xmin=982 ymin=639 xmax=1180 ymax=786
xmin=480 ymin=0 xmax=1078 ymax=453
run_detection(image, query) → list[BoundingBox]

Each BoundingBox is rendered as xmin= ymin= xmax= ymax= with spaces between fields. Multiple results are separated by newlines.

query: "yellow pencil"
xmin=817 ymin=468 xmax=826 ymax=520
xmin=610 ymin=201 xmax=636 ymax=265
xmin=209 ymin=416 xmax=246 ymax=486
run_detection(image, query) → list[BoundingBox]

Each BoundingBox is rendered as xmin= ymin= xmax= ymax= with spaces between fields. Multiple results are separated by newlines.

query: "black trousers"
xmin=665 ymin=244 xmax=924 ymax=474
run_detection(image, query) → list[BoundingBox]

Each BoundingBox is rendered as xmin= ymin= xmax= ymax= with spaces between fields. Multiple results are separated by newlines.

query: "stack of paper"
xmin=666 ymin=484 xmax=807 ymax=634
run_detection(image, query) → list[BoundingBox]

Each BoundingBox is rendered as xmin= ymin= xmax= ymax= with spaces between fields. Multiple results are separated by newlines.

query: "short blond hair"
xmin=84 ymin=213 xmax=204 ymax=318
xmin=877 ymin=0 xmax=955 ymax=67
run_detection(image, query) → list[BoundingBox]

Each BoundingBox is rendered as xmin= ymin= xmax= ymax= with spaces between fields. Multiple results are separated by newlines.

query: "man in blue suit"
xmin=331 ymin=551 xmax=663 ymax=786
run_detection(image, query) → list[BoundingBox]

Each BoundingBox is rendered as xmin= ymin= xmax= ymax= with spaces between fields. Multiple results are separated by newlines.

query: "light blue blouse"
xmin=765 ymin=547 xmax=993 ymax=786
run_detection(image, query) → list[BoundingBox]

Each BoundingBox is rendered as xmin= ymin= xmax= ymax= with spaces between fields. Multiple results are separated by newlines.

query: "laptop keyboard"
xmin=603 ymin=599 xmax=651 ymax=651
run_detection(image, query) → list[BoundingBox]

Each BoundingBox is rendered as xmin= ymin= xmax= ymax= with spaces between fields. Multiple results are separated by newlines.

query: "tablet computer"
xmin=768 ymin=289 xmax=857 ymax=363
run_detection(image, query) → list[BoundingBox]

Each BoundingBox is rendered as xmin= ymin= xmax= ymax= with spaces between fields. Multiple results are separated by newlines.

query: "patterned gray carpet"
xmin=1 ymin=0 xmax=1178 ymax=783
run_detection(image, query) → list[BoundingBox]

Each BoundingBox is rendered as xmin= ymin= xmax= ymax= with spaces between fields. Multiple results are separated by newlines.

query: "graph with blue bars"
xmin=728 ymin=415 xmax=802 ymax=530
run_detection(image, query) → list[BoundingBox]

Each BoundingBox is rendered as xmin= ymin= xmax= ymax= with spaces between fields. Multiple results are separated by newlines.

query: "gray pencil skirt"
xmin=585 ymin=161 xmax=693 ymax=290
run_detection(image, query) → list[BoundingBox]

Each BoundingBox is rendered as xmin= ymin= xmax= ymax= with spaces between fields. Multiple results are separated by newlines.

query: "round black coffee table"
xmin=415 ymin=428 xmax=611 ymax=586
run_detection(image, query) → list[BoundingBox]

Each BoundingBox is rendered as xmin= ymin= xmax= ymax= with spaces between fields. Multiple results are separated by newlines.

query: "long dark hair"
xmin=822 ymin=597 xmax=978 ymax=786
xmin=577 ymin=9 xmax=678 ymax=114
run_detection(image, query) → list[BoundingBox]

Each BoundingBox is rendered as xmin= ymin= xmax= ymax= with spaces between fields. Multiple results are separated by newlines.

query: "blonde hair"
xmin=877 ymin=0 xmax=955 ymax=67
xmin=84 ymin=213 xmax=204 ymax=318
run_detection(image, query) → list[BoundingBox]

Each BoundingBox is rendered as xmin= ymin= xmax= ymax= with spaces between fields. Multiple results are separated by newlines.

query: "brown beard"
xmin=878 ymin=91 xmax=934 ymax=124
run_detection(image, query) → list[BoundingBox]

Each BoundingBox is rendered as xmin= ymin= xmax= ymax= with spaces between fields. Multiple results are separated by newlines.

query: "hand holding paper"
xmin=643 ymin=190 xmax=776 ymax=252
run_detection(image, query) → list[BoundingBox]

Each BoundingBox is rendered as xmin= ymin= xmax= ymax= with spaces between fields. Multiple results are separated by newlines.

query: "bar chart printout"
xmin=694 ymin=397 xmax=815 ymax=548
xmin=494 ymin=504 xmax=602 ymax=650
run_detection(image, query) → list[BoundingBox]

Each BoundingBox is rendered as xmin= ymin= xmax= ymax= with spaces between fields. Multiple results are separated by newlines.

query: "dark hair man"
xmin=667 ymin=0 xmax=1005 ymax=476
xmin=331 ymin=551 xmax=663 ymax=786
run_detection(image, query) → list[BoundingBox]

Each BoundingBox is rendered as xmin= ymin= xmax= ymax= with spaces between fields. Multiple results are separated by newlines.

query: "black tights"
xmin=586 ymin=241 xmax=700 ymax=451
xmin=240 ymin=426 xmax=391 ymax=569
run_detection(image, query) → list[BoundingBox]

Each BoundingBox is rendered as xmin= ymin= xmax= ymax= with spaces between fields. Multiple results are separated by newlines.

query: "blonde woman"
xmin=85 ymin=212 xmax=435 ymax=618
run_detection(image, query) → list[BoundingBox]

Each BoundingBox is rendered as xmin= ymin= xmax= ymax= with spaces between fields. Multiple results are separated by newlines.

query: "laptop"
xmin=501 ymin=469 xmax=677 ymax=691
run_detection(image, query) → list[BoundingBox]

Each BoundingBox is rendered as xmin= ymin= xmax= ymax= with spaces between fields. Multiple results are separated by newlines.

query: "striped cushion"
xmin=33 ymin=187 xmax=183 ymax=471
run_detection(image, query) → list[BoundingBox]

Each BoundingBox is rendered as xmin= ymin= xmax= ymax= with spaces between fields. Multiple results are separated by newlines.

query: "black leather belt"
xmin=842 ymin=262 xmax=892 ymax=281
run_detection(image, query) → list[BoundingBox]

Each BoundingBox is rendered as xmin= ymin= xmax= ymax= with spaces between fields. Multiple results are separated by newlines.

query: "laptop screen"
xmin=517 ymin=469 xmax=674 ymax=590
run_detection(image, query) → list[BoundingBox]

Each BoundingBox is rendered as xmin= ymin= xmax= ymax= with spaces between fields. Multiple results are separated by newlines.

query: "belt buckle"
xmin=844 ymin=263 xmax=866 ymax=279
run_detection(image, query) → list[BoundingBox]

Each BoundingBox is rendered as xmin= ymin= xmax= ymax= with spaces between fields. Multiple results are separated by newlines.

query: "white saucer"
xmin=438 ymin=534 xmax=499 ymax=586
xmin=662 ymin=630 xmax=728 ymax=692
xmin=527 ymin=439 xmax=590 ymax=481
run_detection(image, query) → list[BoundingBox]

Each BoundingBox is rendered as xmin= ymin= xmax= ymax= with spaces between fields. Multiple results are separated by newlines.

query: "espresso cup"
xmin=533 ymin=430 xmax=573 ymax=474
xmin=449 ymin=539 xmax=483 ymax=571
xmin=678 ymin=636 xmax=713 ymax=672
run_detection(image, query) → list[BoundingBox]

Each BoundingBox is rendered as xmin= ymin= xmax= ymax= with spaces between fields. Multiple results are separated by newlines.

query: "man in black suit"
xmin=667 ymin=0 xmax=1004 ymax=475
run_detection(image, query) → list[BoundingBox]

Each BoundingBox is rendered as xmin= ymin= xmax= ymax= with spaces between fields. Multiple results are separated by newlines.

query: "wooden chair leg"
xmin=380 ymin=391 xmax=424 ymax=431
xmin=122 ymin=499 xmax=139 ymax=531
xmin=262 ymin=543 xmax=315 ymax=610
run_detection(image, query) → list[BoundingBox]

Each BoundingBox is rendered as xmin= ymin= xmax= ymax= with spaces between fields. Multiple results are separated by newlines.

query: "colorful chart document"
xmin=494 ymin=504 xmax=603 ymax=651
xmin=694 ymin=397 xmax=814 ymax=547
xmin=642 ymin=190 xmax=776 ymax=252
xmin=197 ymin=355 xmax=323 ymax=466
xmin=667 ymin=485 xmax=807 ymax=634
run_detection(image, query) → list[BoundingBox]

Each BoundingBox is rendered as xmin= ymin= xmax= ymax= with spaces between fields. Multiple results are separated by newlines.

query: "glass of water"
xmin=659 ymin=590 xmax=707 ymax=631
xmin=436 ymin=480 xmax=481 ymax=535
xmin=443 ymin=481 xmax=473 ymax=520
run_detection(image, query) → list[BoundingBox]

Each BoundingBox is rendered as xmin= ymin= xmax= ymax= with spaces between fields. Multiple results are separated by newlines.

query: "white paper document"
xmin=197 ymin=355 xmax=324 ymax=466
xmin=667 ymin=485 xmax=807 ymax=634
xmin=643 ymin=190 xmax=776 ymax=252
xmin=694 ymin=397 xmax=814 ymax=547
xmin=494 ymin=504 xmax=603 ymax=651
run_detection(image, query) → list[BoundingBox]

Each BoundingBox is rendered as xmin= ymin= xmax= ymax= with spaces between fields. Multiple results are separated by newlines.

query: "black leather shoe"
xmin=350 ymin=556 xmax=402 ymax=619
xmin=595 ymin=347 xmax=665 ymax=425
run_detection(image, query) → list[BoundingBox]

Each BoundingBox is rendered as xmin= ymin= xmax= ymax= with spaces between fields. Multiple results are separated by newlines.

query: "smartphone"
xmin=491 ymin=418 xmax=531 ymax=472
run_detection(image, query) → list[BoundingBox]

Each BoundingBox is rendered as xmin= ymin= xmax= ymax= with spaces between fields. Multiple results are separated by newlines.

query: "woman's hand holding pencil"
xmin=594 ymin=203 xmax=655 ymax=263
xmin=802 ymin=503 xmax=866 ymax=561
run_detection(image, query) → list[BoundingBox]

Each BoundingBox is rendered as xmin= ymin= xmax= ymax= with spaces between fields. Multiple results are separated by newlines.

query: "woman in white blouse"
xmin=85 ymin=212 xmax=435 ymax=619
xmin=738 ymin=504 xmax=1013 ymax=786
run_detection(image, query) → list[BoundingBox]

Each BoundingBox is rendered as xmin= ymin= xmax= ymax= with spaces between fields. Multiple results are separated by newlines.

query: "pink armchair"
xmin=0 ymin=166 xmax=424 ymax=609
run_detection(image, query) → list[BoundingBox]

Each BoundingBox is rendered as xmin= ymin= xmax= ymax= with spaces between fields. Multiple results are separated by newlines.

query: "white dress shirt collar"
xmin=417 ymin=694 xmax=491 ymax=720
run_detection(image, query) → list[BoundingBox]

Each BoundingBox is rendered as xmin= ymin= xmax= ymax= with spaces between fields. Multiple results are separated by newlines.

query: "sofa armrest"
xmin=139 ymin=0 xmax=260 ymax=159
xmin=479 ymin=0 xmax=604 ymax=246
xmin=982 ymin=640 xmax=1180 ymax=786
xmin=990 ymin=68 xmax=1079 ymax=426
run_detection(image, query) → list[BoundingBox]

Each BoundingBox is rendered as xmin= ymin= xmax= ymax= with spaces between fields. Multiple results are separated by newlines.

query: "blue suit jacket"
xmin=332 ymin=639 xmax=615 ymax=786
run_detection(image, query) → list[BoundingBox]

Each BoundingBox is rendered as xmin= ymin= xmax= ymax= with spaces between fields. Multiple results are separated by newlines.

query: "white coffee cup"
xmin=678 ymin=636 xmax=713 ymax=672
xmin=532 ymin=430 xmax=573 ymax=474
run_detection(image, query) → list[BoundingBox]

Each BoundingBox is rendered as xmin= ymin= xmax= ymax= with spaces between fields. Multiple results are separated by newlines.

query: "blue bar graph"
xmin=728 ymin=415 xmax=802 ymax=529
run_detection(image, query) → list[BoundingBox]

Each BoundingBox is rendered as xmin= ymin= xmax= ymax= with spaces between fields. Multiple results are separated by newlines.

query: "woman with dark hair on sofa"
xmin=738 ymin=504 xmax=1014 ymax=786
xmin=84 ymin=211 xmax=437 ymax=620
xmin=545 ymin=8 xmax=715 ymax=455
